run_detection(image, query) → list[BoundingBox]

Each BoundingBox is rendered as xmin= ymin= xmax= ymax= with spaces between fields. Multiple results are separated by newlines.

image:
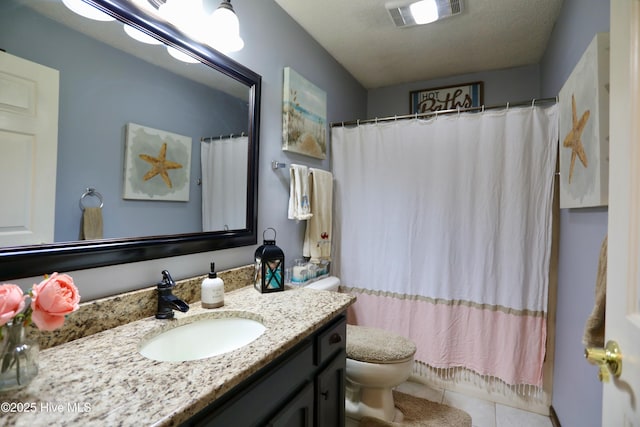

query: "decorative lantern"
xmin=254 ymin=228 xmax=285 ymax=293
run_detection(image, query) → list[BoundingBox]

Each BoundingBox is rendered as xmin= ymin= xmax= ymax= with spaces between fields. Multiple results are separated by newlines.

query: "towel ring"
xmin=79 ymin=187 xmax=104 ymax=210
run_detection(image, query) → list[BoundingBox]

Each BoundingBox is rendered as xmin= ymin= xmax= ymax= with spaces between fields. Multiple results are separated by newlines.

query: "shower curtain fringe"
xmin=412 ymin=361 xmax=546 ymax=403
xmin=331 ymin=97 xmax=558 ymax=128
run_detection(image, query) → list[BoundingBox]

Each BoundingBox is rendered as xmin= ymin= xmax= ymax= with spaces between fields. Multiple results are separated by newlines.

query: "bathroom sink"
xmin=139 ymin=315 xmax=266 ymax=362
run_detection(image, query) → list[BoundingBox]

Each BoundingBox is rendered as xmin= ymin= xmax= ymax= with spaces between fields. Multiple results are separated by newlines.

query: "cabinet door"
xmin=315 ymin=350 xmax=346 ymax=427
xmin=267 ymin=381 xmax=314 ymax=427
xmin=186 ymin=340 xmax=314 ymax=427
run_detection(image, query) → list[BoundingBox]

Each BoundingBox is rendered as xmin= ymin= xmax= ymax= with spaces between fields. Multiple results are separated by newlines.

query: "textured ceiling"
xmin=274 ymin=0 xmax=563 ymax=89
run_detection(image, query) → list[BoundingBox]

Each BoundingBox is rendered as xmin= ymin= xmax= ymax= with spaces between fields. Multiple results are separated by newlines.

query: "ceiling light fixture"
xmin=62 ymin=0 xmax=115 ymax=22
xmin=207 ymin=0 xmax=244 ymax=53
xmin=158 ymin=0 xmax=244 ymax=53
xmin=409 ymin=0 xmax=439 ymax=25
xmin=386 ymin=0 xmax=463 ymax=28
xmin=158 ymin=0 xmax=204 ymax=40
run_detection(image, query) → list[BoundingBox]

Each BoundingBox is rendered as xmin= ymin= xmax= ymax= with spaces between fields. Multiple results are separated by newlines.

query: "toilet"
xmin=305 ymin=277 xmax=417 ymax=423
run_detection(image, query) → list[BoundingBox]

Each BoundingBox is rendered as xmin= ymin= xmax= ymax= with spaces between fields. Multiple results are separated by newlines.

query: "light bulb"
xmin=159 ymin=0 xmax=206 ymax=41
xmin=211 ymin=6 xmax=240 ymax=35
xmin=206 ymin=2 xmax=244 ymax=53
xmin=62 ymin=0 xmax=115 ymax=22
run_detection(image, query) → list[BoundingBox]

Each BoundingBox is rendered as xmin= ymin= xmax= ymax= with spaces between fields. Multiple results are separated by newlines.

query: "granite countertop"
xmin=2 ymin=286 xmax=355 ymax=426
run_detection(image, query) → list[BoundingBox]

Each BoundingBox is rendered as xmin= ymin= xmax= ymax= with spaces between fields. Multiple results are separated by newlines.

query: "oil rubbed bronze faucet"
xmin=156 ymin=270 xmax=189 ymax=319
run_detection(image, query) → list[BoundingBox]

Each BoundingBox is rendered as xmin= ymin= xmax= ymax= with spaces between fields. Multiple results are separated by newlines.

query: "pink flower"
xmin=30 ymin=273 xmax=80 ymax=331
xmin=0 ymin=284 xmax=26 ymax=327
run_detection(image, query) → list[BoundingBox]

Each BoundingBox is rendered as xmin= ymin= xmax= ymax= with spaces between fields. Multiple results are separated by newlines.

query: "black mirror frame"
xmin=0 ymin=0 xmax=261 ymax=281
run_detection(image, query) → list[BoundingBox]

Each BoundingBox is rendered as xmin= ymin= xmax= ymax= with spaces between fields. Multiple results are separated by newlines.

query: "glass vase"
xmin=0 ymin=321 xmax=39 ymax=391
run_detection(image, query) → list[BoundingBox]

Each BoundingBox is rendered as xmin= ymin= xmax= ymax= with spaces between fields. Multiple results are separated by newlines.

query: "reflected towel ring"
xmin=79 ymin=187 xmax=104 ymax=210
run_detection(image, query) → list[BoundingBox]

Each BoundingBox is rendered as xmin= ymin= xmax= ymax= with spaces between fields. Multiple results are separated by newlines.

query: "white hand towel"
xmin=288 ymin=164 xmax=313 ymax=220
xmin=303 ymin=168 xmax=333 ymax=261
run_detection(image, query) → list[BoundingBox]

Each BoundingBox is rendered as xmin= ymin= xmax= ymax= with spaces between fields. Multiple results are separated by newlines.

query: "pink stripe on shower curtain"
xmin=331 ymin=105 xmax=558 ymax=388
xmin=346 ymin=290 xmax=547 ymax=386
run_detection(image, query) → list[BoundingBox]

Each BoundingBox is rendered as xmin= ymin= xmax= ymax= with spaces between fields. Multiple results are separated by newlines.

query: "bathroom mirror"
xmin=0 ymin=0 xmax=261 ymax=280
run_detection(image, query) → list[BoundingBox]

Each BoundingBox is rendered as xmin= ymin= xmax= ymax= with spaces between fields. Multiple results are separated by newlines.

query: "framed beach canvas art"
xmin=123 ymin=123 xmax=192 ymax=201
xmin=559 ymin=32 xmax=610 ymax=208
xmin=282 ymin=67 xmax=327 ymax=159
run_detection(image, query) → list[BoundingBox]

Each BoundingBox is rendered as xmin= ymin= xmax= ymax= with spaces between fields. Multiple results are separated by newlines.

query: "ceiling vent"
xmin=386 ymin=0 xmax=463 ymax=28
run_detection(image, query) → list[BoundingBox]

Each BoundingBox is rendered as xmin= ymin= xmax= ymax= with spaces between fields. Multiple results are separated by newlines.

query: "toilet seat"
xmin=346 ymin=324 xmax=416 ymax=364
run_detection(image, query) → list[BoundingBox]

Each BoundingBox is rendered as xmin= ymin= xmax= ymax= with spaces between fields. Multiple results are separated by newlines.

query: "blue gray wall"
xmin=367 ymin=64 xmax=540 ymax=118
xmin=0 ymin=4 xmax=248 ymax=241
xmin=540 ymin=0 xmax=610 ymax=426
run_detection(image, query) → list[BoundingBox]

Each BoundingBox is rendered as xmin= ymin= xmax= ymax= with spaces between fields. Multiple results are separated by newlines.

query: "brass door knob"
xmin=584 ymin=340 xmax=622 ymax=382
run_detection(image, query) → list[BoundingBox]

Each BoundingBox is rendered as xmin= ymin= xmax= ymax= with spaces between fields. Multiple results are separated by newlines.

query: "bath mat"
xmin=358 ymin=391 xmax=472 ymax=427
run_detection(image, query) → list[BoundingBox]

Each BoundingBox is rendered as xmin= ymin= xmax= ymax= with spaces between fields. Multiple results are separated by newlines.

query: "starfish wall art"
xmin=123 ymin=123 xmax=192 ymax=201
xmin=558 ymin=32 xmax=610 ymax=208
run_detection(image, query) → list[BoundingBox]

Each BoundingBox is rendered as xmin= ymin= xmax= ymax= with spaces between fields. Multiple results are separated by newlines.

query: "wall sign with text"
xmin=410 ymin=82 xmax=483 ymax=114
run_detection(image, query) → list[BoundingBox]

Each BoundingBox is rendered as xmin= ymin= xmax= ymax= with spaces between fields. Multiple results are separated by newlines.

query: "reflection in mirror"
xmin=0 ymin=0 xmax=261 ymax=280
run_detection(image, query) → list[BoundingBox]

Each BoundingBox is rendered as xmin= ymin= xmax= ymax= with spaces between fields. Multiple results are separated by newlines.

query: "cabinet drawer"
xmin=315 ymin=315 xmax=346 ymax=366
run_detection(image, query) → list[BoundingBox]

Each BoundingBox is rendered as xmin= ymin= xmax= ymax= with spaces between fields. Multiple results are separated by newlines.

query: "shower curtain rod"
xmin=330 ymin=97 xmax=558 ymax=128
xmin=200 ymin=132 xmax=246 ymax=142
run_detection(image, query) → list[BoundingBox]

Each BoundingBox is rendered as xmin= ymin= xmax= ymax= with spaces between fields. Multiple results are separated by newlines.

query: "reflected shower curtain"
xmin=332 ymin=105 xmax=558 ymax=388
xmin=201 ymin=135 xmax=248 ymax=231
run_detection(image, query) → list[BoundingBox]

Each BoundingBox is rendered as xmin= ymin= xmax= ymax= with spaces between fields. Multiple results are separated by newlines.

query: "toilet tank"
xmin=305 ymin=276 xmax=340 ymax=291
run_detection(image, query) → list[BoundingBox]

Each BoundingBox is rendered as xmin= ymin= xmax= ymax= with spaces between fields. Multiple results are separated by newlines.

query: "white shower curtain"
xmin=201 ymin=135 xmax=248 ymax=231
xmin=332 ymin=105 xmax=558 ymax=388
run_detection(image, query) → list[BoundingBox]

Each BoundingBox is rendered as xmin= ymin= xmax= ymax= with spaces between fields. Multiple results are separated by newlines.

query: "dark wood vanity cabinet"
xmin=185 ymin=313 xmax=347 ymax=427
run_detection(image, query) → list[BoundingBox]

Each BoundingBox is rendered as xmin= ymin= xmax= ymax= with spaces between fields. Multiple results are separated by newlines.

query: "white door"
xmin=603 ymin=0 xmax=640 ymax=424
xmin=0 ymin=51 xmax=59 ymax=246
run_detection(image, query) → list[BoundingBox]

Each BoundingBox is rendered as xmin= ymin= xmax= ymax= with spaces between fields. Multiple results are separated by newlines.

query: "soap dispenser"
xmin=201 ymin=262 xmax=224 ymax=309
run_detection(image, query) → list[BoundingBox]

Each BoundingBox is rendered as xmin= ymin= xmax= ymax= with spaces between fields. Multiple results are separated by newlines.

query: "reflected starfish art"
xmin=139 ymin=142 xmax=183 ymax=189
xmin=562 ymin=94 xmax=590 ymax=184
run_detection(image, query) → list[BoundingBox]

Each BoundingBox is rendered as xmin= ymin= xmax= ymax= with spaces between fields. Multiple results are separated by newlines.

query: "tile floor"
xmin=395 ymin=380 xmax=554 ymax=427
